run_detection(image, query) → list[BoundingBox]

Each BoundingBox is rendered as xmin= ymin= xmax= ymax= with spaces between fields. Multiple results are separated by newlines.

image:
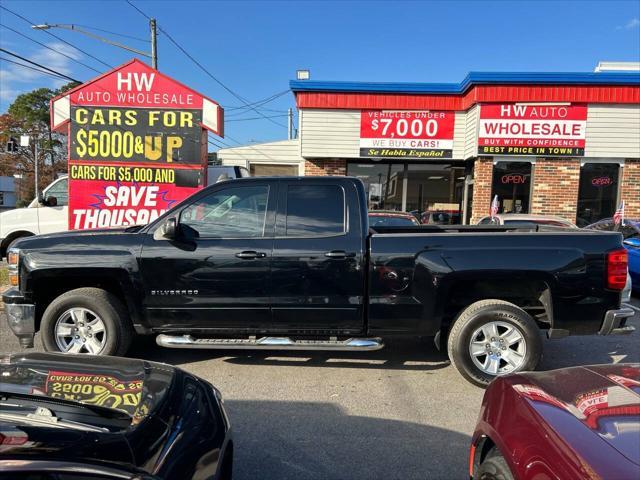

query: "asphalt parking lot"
xmin=1 ymin=297 xmax=639 ymax=480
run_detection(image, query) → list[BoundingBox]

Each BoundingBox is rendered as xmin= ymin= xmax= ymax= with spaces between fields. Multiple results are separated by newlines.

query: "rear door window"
xmin=285 ymin=185 xmax=345 ymax=237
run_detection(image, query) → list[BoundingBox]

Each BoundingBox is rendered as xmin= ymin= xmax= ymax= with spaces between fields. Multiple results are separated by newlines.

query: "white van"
xmin=0 ymin=175 xmax=68 ymax=258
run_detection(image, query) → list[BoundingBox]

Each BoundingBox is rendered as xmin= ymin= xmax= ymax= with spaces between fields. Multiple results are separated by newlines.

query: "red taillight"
xmin=606 ymin=248 xmax=628 ymax=291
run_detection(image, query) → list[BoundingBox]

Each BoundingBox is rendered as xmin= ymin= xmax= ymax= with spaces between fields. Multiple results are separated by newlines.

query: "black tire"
xmin=476 ymin=452 xmax=514 ymax=480
xmin=447 ymin=299 xmax=542 ymax=387
xmin=41 ymin=287 xmax=133 ymax=356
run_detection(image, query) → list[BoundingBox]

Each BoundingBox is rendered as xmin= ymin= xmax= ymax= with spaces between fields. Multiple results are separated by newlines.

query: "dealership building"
xmin=219 ymin=68 xmax=640 ymax=225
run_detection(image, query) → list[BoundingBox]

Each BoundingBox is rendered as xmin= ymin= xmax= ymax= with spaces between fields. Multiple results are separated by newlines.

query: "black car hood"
xmin=1 ymin=352 xmax=174 ymax=420
xmin=1 ymin=353 xmax=177 ymax=471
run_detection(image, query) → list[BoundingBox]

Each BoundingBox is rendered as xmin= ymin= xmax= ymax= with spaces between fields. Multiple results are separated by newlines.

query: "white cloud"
xmin=616 ymin=17 xmax=640 ymax=30
xmin=0 ymin=42 xmax=80 ymax=108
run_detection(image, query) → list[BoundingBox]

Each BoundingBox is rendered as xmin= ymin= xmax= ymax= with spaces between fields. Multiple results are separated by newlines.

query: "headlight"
xmin=7 ymin=248 xmax=19 ymax=287
xmin=7 ymin=250 xmax=19 ymax=266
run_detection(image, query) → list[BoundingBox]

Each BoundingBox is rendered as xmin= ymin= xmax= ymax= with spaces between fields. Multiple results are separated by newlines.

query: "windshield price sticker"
xmin=360 ymin=110 xmax=455 ymax=159
xmin=45 ymin=370 xmax=143 ymax=415
xmin=478 ymin=104 xmax=587 ymax=156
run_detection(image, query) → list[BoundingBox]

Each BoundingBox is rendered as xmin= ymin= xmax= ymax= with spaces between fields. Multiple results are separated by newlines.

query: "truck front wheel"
xmin=447 ymin=299 xmax=542 ymax=387
xmin=41 ymin=288 xmax=133 ymax=356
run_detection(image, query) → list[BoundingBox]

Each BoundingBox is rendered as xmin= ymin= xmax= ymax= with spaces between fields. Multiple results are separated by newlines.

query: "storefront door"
xmin=576 ymin=163 xmax=620 ymax=227
xmin=405 ymin=164 xmax=465 ymax=224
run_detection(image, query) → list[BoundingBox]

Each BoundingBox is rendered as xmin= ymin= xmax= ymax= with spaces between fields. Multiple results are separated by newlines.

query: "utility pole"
xmin=150 ymin=18 xmax=158 ymax=69
xmin=288 ymin=108 xmax=293 ymax=140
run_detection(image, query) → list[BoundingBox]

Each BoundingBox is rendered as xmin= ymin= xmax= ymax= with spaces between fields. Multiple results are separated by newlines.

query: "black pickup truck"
xmin=3 ymin=176 xmax=634 ymax=386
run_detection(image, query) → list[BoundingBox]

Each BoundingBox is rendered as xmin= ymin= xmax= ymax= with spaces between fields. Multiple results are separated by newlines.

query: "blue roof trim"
xmin=289 ymin=72 xmax=640 ymax=94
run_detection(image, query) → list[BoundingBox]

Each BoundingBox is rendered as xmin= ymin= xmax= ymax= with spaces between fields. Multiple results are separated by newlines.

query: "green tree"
xmin=1 ymin=82 xmax=79 ymax=201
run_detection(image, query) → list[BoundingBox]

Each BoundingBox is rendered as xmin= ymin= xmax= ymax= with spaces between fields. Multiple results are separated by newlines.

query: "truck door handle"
xmin=325 ymin=250 xmax=348 ymax=259
xmin=235 ymin=251 xmax=266 ymax=259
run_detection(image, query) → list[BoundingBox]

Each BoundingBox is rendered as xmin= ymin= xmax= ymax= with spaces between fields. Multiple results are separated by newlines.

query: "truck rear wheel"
xmin=447 ymin=299 xmax=542 ymax=387
xmin=41 ymin=288 xmax=133 ymax=356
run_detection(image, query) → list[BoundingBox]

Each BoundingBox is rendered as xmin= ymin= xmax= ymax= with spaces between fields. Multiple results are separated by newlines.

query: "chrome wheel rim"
xmin=469 ymin=321 xmax=527 ymax=376
xmin=54 ymin=308 xmax=107 ymax=354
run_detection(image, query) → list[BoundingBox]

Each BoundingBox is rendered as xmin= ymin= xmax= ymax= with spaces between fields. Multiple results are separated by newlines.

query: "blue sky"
xmin=1 ymin=0 xmax=639 ymax=150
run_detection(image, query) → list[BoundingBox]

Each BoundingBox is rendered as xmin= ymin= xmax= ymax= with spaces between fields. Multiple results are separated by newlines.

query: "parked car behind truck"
xmin=585 ymin=218 xmax=640 ymax=292
xmin=3 ymin=176 xmax=635 ymax=386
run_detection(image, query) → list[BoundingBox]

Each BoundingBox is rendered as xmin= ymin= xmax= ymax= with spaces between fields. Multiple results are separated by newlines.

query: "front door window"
xmin=180 ymin=185 xmax=269 ymax=238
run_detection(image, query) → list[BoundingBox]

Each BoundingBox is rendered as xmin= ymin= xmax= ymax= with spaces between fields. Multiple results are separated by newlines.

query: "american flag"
xmin=490 ymin=195 xmax=500 ymax=218
xmin=613 ymin=200 xmax=625 ymax=226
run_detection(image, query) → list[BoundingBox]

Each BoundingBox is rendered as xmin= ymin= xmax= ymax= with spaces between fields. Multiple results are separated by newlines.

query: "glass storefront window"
xmin=405 ymin=164 xmax=465 ymax=224
xmin=576 ymin=163 xmax=620 ymax=227
xmin=347 ymin=162 xmax=468 ymax=224
xmin=346 ymin=163 xmax=404 ymax=211
xmin=491 ymin=162 xmax=532 ymax=214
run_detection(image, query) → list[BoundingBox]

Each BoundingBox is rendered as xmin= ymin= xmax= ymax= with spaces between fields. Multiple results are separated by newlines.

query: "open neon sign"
xmin=501 ymin=174 xmax=527 ymax=184
xmin=591 ymin=176 xmax=613 ymax=187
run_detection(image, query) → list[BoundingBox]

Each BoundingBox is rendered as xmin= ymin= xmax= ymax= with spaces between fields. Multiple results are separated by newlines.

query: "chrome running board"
xmin=156 ymin=334 xmax=384 ymax=351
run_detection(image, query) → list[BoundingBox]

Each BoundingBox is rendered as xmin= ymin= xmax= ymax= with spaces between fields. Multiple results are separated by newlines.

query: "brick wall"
xmin=621 ymin=159 xmax=640 ymax=218
xmin=470 ymin=157 xmax=493 ymax=223
xmin=304 ymin=158 xmax=347 ymax=176
xmin=530 ymin=158 xmax=580 ymax=222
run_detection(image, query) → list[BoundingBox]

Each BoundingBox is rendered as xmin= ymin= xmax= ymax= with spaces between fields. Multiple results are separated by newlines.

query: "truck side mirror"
xmin=37 ymin=191 xmax=45 ymax=205
xmin=162 ymin=218 xmax=178 ymax=240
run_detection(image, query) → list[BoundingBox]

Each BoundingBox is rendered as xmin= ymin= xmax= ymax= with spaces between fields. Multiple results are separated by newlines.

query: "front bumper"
xmin=598 ymin=307 xmax=636 ymax=335
xmin=3 ymin=288 xmax=35 ymax=348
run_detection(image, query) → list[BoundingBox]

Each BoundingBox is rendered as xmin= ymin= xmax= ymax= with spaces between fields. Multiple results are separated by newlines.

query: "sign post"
xmin=51 ymin=59 xmax=223 ymax=230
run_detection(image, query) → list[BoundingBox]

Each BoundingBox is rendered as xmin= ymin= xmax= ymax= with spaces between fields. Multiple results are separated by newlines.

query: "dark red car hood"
xmin=508 ymin=364 xmax=640 ymax=466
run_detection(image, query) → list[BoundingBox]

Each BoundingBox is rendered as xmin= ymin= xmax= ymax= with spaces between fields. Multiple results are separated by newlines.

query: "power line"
xmin=0 ymin=48 xmax=81 ymax=82
xmin=0 ymin=5 xmax=113 ymax=69
xmin=73 ymin=24 xmax=150 ymax=43
xmin=125 ymin=0 xmax=288 ymax=128
xmin=0 ymin=55 xmax=74 ymax=80
xmin=223 ymin=133 xmax=282 ymax=162
xmin=159 ymin=26 xmax=287 ymax=127
xmin=0 ymin=23 xmax=102 ymax=74
xmin=207 ymin=139 xmax=225 ymax=150
xmin=225 ymin=89 xmax=290 ymax=111
xmin=208 ymin=133 xmax=234 ymax=149
xmin=125 ymin=0 xmax=152 ymax=20
xmin=226 ymin=114 xmax=289 ymax=122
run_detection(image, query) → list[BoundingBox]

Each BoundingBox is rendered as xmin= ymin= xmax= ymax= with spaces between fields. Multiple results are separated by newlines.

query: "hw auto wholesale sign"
xmin=360 ymin=111 xmax=455 ymax=158
xmin=478 ymin=104 xmax=587 ymax=156
xmin=51 ymin=59 xmax=223 ymax=230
